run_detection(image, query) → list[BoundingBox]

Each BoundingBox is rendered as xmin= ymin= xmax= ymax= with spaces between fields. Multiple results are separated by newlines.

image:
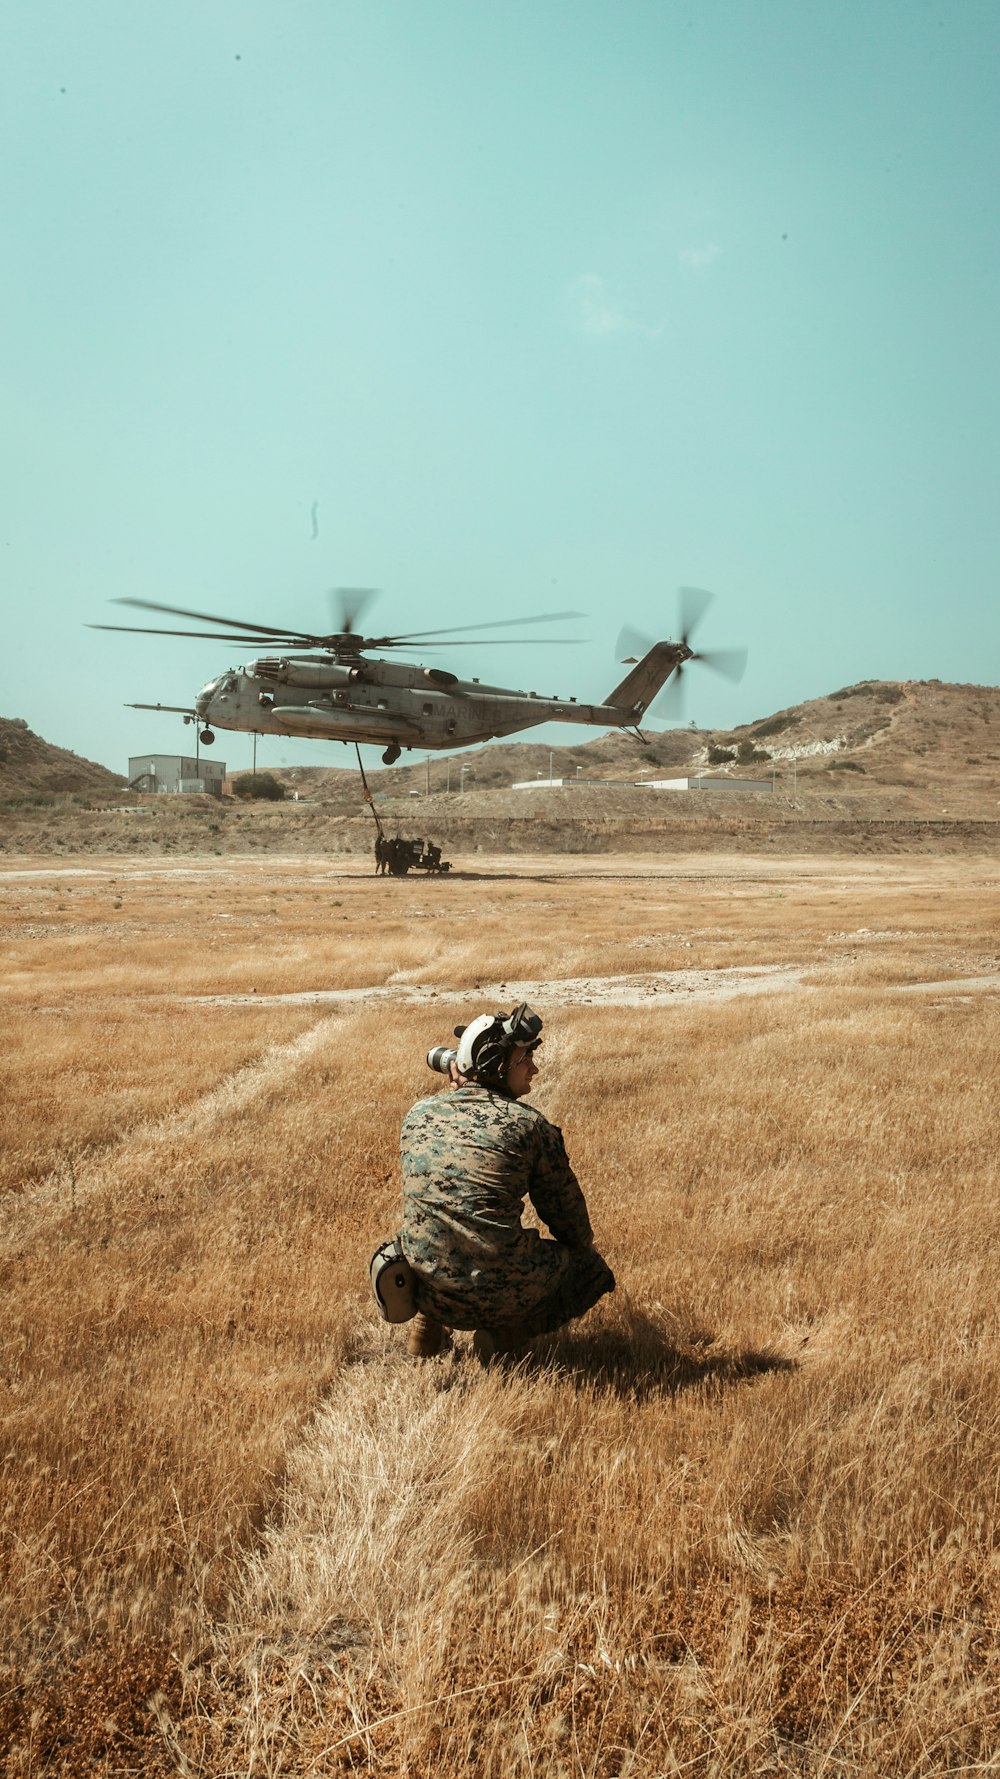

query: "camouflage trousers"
xmin=509 ymin=1244 xmax=616 ymax=1340
xmin=406 ymin=1240 xmax=615 ymax=1337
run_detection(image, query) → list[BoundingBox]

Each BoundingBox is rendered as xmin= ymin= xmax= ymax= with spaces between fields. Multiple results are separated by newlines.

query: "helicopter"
xmin=90 ymin=586 xmax=747 ymax=765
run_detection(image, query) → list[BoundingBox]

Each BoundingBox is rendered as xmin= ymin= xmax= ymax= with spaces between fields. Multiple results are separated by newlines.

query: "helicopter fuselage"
xmin=192 ymin=645 xmax=687 ymax=751
xmin=106 ymin=588 xmax=744 ymax=765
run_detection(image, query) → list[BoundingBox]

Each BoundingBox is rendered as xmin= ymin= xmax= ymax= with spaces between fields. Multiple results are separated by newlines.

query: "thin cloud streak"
xmin=570 ymin=274 xmax=666 ymax=341
xmin=679 ymin=243 xmax=721 ymax=271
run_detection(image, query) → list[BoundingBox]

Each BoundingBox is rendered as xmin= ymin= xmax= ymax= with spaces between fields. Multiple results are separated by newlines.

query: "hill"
xmin=0 ymin=718 xmax=126 ymax=800
xmin=276 ymin=677 xmax=1000 ymax=817
xmin=1 ymin=680 xmax=997 ymax=856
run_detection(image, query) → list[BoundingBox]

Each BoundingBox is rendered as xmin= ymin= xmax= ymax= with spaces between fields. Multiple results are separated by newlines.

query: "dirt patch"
xmin=175 ymin=963 xmax=1000 ymax=1013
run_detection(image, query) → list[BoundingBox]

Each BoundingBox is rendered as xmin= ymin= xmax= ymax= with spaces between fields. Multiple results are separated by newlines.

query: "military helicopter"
xmin=91 ymin=586 xmax=746 ymax=764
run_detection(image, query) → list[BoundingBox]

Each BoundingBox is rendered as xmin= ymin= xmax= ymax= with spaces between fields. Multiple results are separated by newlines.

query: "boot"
xmin=406 ymin=1313 xmax=447 ymax=1359
xmin=472 ymin=1323 xmax=531 ymax=1366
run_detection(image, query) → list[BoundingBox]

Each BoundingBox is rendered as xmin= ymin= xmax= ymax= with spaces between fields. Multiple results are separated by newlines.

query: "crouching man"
xmin=399 ymin=1003 xmax=615 ymax=1362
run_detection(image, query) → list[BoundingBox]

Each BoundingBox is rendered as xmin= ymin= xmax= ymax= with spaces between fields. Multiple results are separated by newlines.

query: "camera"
xmin=426 ymin=1045 xmax=458 ymax=1075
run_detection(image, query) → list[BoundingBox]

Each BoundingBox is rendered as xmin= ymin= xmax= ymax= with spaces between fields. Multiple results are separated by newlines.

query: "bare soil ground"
xmin=2 ymin=850 xmax=999 ymax=1775
xmin=2 ymin=788 xmax=998 ymax=863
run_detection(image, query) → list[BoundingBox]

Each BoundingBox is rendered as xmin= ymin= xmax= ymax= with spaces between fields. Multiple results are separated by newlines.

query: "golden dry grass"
xmin=0 ymin=1004 xmax=321 ymax=1197
xmin=1 ymin=852 xmax=999 ymax=1775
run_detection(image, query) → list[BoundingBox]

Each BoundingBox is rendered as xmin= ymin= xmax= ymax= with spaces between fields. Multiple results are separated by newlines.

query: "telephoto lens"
xmin=426 ymin=1046 xmax=458 ymax=1075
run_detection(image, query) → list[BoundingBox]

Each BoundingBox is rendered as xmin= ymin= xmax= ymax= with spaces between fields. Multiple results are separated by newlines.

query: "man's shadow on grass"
xmin=530 ymin=1303 xmax=798 ymax=1402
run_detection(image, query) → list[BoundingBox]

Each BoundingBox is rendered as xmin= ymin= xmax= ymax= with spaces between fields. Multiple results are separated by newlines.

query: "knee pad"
xmin=369 ymin=1239 xmax=417 ymax=1323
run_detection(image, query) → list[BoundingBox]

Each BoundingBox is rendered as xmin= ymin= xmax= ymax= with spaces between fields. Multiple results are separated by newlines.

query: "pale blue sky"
xmin=4 ymin=0 xmax=998 ymax=774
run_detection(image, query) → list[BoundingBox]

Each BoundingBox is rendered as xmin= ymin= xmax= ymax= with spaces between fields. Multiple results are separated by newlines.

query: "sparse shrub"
xmin=707 ymin=745 xmax=736 ymax=764
xmin=751 ymin=713 xmax=797 ymax=738
xmin=736 ymin=738 xmax=770 ymax=763
xmin=232 ymin=771 xmax=286 ymax=801
xmin=829 ymin=758 xmax=866 ymax=772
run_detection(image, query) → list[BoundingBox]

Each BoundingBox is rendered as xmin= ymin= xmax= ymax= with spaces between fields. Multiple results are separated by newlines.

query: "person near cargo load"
xmin=399 ymin=1004 xmax=615 ymax=1361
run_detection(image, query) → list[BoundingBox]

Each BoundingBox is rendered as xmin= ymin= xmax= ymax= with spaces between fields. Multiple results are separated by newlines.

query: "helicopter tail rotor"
xmin=612 ymin=588 xmax=747 ymax=720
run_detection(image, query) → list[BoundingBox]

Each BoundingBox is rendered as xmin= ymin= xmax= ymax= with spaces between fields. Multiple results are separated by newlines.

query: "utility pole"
xmin=425 ymin=755 xmax=430 ymax=796
xmin=548 ymin=749 xmax=553 ymax=783
xmin=446 ymin=758 xmax=451 ymax=794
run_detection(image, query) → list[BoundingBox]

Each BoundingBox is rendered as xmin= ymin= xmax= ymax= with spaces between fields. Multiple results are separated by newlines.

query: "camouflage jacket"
xmin=399 ymin=1084 xmax=593 ymax=1327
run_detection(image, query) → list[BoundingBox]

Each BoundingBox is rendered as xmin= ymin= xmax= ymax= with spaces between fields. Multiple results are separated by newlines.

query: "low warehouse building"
xmin=128 ymin=754 xmax=227 ymax=797
xmin=636 ymin=775 xmax=773 ymax=792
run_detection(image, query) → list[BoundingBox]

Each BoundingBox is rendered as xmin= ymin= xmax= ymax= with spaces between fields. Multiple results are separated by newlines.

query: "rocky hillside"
xmin=2 ymin=681 xmax=996 ymax=857
xmin=276 ymin=679 xmax=1000 ymax=817
xmin=0 ymin=718 xmax=126 ymax=799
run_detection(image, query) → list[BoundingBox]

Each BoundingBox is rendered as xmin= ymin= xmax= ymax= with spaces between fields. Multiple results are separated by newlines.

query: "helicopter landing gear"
xmin=199 ymin=728 xmax=215 ymax=745
xmin=382 ymin=743 xmax=401 ymax=765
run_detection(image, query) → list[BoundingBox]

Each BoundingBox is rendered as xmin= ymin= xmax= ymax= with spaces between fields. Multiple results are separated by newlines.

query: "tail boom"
xmin=604 ymin=641 xmax=686 ymax=718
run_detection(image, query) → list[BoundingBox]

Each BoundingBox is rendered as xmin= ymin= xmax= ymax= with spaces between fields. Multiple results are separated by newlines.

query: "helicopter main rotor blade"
xmin=372 ymin=638 xmax=584 ymax=648
xmin=330 ymin=586 xmax=379 ymax=636
xmin=103 ymin=597 xmax=586 ymax=652
xmin=112 ymin=597 xmax=306 ymax=639
xmin=370 ymin=610 xmax=584 ymax=645
xmin=693 ymin=645 xmax=748 ymax=683
xmin=91 ymin=621 xmax=584 ymax=650
xmin=89 ymin=623 xmax=319 ymax=644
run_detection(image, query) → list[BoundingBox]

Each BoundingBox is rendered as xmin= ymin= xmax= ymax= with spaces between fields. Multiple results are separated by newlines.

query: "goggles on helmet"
xmin=454 ymin=1002 xmax=543 ymax=1084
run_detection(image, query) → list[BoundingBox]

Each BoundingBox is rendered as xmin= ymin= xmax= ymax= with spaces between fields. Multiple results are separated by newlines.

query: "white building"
xmin=635 ymin=775 xmax=773 ymax=793
xmin=128 ymin=754 xmax=227 ymax=797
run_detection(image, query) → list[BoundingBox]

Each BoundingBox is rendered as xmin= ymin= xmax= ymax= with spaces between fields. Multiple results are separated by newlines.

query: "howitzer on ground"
xmin=376 ymin=835 xmax=451 ymax=876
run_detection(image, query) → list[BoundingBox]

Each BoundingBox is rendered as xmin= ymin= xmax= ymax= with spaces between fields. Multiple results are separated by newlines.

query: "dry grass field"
xmin=2 ymin=850 xmax=999 ymax=1776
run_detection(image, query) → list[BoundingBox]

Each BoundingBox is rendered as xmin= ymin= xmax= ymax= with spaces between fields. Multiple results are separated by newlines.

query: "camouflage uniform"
xmin=399 ymin=1084 xmax=615 ymax=1335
